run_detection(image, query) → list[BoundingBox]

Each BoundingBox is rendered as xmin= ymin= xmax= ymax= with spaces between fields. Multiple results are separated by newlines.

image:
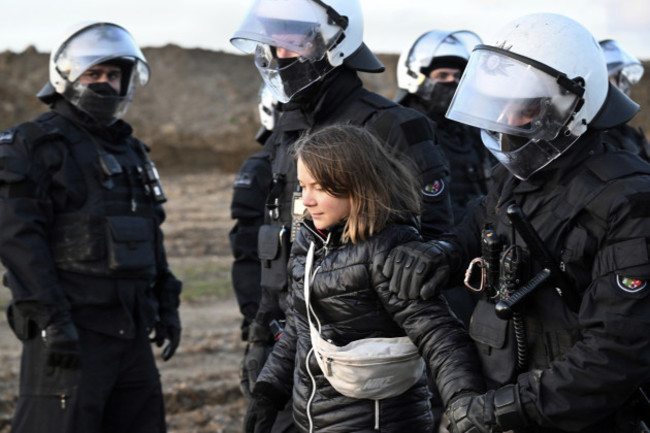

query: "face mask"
xmin=427 ymin=81 xmax=458 ymax=117
xmin=77 ymin=82 xmax=123 ymax=124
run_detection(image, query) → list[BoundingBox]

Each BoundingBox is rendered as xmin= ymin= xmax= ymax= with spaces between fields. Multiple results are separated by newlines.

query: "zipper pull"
xmin=325 ymin=358 xmax=333 ymax=376
xmin=60 ymin=393 xmax=67 ymax=410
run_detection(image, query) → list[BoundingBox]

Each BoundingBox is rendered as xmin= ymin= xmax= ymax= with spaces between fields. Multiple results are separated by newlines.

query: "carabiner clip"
xmin=464 ymin=257 xmax=486 ymax=292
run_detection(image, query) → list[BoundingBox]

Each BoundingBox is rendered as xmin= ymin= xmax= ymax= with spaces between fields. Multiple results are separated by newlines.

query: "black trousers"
xmin=11 ymin=325 xmax=165 ymax=433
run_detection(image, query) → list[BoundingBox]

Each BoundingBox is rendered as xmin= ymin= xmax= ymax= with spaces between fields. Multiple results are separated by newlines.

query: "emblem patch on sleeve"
xmin=0 ymin=130 xmax=14 ymax=144
xmin=422 ymin=179 xmax=445 ymax=197
xmin=233 ymin=172 xmax=254 ymax=188
xmin=616 ymin=275 xmax=648 ymax=293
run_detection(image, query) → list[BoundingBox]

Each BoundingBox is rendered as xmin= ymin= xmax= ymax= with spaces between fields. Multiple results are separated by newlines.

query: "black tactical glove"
xmin=242 ymin=321 xmax=275 ymax=395
xmin=243 ymin=394 xmax=280 ymax=433
xmin=383 ymin=240 xmax=451 ymax=300
xmin=42 ymin=316 xmax=81 ymax=369
xmin=446 ymin=385 xmax=528 ymax=433
xmin=151 ymin=309 xmax=181 ymax=361
xmin=243 ymin=383 xmax=288 ymax=433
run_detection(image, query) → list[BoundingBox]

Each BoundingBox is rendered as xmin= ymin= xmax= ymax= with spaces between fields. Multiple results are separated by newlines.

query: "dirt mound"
xmin=0 ymin=46 xmax=409 ymax=172
xmin=3 ymin=46 xmax=648 ymax=172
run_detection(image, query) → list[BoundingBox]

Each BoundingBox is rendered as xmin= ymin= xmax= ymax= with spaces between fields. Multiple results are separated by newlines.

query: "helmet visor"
xmin=600 ymin=39 xmax=644 ymax=85
xmin=481 ymin=129 xmax=577 ymax=180
xmin=409 ymin=30 xmax=480 ymax=73
xmin=54 ymin=23 xmax=149 ymax=86
xmin=230 ymin=0 xmax=343 ymax=62
xmin=258 ymin=84 xmax=279 ymax=130
xmin=446 ymin=47 xmax=583 ymax=142
xmin=254 ymin=43 xmax=334 ymax=102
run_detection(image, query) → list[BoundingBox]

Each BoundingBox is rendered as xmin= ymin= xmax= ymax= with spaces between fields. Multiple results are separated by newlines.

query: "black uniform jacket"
xmin=257 ymin=218 xmax=485 ymax=432
xmin=446 ymin=131 xmax=650 ymax=432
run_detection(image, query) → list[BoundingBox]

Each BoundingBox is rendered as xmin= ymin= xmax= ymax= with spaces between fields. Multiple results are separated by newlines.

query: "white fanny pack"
xmin=304 ymin=242 xmax=425 ymax=400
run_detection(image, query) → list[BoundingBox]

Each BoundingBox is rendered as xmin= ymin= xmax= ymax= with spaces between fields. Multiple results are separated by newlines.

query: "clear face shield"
xmin=54 ymin=23 xmax=150 ymax=122
xmin=230 ymin=0 xmax=344 ymax=102
xmin=446 ymin=46 xmax=585 ymax=180
xmin=600 ymin=39 xmax=644 ymax=96
xmin=258 ymin=84 xmax=279 ymax=131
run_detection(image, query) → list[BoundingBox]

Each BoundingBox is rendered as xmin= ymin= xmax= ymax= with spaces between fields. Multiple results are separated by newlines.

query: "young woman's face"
xmin=297 ymin=157 xmax=351 ymax=230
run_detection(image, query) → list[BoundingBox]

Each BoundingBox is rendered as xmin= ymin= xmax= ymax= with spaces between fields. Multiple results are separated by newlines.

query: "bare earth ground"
xmin=0 ymin=169 xmax=249 ymax=433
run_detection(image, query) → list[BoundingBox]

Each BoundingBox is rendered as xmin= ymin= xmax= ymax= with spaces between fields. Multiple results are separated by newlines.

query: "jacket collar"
xmin=302 ymin=218 xmax=343 ymax=249
xmin=53 ymin=99 xmax=133 ymax=149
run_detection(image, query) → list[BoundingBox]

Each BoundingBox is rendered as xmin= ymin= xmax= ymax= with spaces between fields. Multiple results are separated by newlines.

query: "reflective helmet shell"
xmin=397 ymin=30 xmax=481 ymax=95
xmin=39 ymin=21 xmax=149 ymax=120
xmin=446 ymin=13 xmax=639 ymax=180
xmin=230 ymin=0 xmax=382 ymax=71
xmin=487 ymin=13 xmax=608 ymax=138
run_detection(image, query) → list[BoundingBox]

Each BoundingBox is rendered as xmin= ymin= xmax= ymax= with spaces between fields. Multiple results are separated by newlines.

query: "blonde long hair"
xmin=292 ymin=124 xmax=421 ymax=244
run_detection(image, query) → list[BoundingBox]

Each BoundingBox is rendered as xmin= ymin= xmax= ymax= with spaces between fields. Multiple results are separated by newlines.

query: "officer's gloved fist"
xmin=244 ymin=383 xmax=288 ymax=433
xmin=243 ymin=322 xmax=274 ymax=393
xmin=42 ymin=316 xmax=81 ymax=369
xmin=446 ymin=385 xmax=528 ymax=433
xmin=244 ymin=394 xmax=280 ymax=433
xmin=151 ymin=309 xmax=181 ymax=361
xmin=383 ymin=240 xmax=450 ymax=300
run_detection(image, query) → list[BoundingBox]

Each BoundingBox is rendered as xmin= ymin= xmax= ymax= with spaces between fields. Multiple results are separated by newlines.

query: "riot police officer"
xmin=384 ymin=13 xmax=650 ymax=433
xmin=395 ymin=29 xmax=497 ymax=330
xmin=0 ymin=21 xmax=181 ymax=432
xmin=395 ymin=29 xmax=494 ymax=222
xmin=599 ymin=39 xmax=650 ymax=160
xmin=230 ymin=84 xmax=276 ymax=402
xmin=229 ymin=0 xmax=454 ymax=428
xmin=230 ymin=84 xmax=277 ymax=344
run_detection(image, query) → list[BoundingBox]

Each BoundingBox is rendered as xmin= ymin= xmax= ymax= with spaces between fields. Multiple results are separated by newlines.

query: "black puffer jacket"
xmin=256 ymin=219 xmax=484 ymax=432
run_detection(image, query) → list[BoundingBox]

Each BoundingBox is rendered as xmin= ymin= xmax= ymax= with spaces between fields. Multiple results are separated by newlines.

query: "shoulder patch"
xmin=423 ymin=179 xmax=445 ymax=197
xmin=616 ymin=275 xmax=648 ymax=293
xmin=0 ymin=130 xmax=15 ymax=144
xmin=233 ymin=171 xmax=254 ymax=189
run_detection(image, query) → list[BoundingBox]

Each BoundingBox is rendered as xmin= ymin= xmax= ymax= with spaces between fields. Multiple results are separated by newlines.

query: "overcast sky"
xmin=3 ymin=0 xmax=649 ymax=59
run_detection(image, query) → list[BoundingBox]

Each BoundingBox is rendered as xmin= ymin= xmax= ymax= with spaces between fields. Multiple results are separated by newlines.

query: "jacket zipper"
xmin=322 ymin=351 xmax=420 ymax=371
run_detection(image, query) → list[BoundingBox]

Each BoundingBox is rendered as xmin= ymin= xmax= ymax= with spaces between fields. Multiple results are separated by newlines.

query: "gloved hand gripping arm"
xmin=244 ymin=381 xmax=290 ymax=433
xmin=445 ymin=383 xmax=529 ymax=433
xmin=383 ymin=239 xmax=459 ymax=300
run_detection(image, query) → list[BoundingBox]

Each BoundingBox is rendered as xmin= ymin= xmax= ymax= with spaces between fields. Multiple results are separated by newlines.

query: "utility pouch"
xmin=469 ymin=299 xmax=517 ymax=385
xmin=106 ymin=216 xmax=156 ymax=271
xmin=258 ymin=224 xmax=290 ymax=293
xmin=6 ymin=301 xmax=36 ymax=341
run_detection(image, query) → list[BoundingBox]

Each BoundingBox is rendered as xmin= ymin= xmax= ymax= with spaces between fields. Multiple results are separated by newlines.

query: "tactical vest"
xmin=21 ymin=113 xmax=161 ymax=280
xmin=471 ymin=149 xmax=650 ymax=386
